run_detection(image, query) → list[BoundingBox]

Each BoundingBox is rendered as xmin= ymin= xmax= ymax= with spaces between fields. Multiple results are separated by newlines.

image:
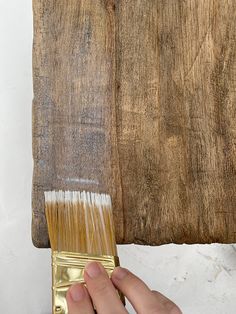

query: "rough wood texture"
xmin=32 ymin=0 xmax=236 ymax=248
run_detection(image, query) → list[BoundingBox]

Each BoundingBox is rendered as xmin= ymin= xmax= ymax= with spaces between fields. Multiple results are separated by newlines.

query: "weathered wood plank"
xmin=32 ymin=0 xmax=124 ymax=247
xmin=32 ymin=0 xmax=236 ymax=247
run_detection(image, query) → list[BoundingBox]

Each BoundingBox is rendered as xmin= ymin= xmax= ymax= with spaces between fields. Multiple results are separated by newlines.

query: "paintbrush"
xmin=45 ymin=190 xmax=120 ymax=314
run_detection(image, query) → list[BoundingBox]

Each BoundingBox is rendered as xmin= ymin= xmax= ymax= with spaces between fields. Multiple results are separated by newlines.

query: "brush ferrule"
xmin=51 ymin=251 xmax=120 ymax=314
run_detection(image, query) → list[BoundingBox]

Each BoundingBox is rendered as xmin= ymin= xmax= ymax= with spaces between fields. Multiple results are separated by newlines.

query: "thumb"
xmin=66 ymin=283 xmax=94 ymax=314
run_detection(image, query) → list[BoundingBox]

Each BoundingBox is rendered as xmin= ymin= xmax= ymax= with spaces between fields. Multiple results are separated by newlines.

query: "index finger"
xmin=84 ymin=262 xmax=128 ymax=314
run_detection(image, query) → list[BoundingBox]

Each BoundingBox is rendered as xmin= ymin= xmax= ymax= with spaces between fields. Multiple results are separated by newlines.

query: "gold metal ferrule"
xmin=51 ymin=251 xmax=120 ymax=314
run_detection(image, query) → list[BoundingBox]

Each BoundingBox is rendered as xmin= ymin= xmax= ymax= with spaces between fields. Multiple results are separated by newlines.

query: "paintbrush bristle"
xmin=44 ymin=191 xmax=117 ymax=256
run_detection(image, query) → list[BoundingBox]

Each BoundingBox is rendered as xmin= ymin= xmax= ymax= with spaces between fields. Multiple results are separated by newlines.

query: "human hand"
xmin=66 ymin=262 xmax=182 ymax=314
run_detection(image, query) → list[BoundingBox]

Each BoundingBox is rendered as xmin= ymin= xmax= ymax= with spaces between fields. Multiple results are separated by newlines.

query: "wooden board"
xmin=32 ymin=0 xmax=236 ymax=248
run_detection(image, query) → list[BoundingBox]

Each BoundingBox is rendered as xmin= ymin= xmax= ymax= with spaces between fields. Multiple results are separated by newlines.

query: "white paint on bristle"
xmin=65 ymin=191 xmax=71 ymax=202
xmin=44 ymin=190 xmax=112 ymax=209
xmin=52 ymin=191 xmax=56 ymax=202
xmin=44 ymin=190 xmax=116 ymax=255
xmin=72 ymin=191 xmax=78 ymax=203
xmin=44 ymin=191 xmax=49 ymax=202
xmin=86 ymin=191 xmax=92 ymax=205
xmin=57 ymin=190 xmax=64 ymax=203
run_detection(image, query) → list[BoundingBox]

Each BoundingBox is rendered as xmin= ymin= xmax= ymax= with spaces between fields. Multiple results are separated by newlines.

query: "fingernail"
xmin=112 ymin=267 xmax=129 ymax=280
xmin=85 ymin=262 xmax=102 ymax=278
xmin=70 ymin=284 xmax=85 ymax=302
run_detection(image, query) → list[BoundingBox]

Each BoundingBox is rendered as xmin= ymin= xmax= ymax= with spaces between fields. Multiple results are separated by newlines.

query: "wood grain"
xmin=32 ymin=0 xmax=124 ymax=247
xmin=32 ymin=0 xmax=236 ymax=247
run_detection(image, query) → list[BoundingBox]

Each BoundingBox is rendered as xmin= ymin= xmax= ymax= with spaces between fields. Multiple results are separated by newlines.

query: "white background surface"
xmin=0 ymin=1 xmax=236 ymax=313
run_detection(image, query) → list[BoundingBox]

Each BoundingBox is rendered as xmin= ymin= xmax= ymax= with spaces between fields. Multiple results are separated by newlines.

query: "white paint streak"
xmin=57 ymin=176 xmax=100 ymax=185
